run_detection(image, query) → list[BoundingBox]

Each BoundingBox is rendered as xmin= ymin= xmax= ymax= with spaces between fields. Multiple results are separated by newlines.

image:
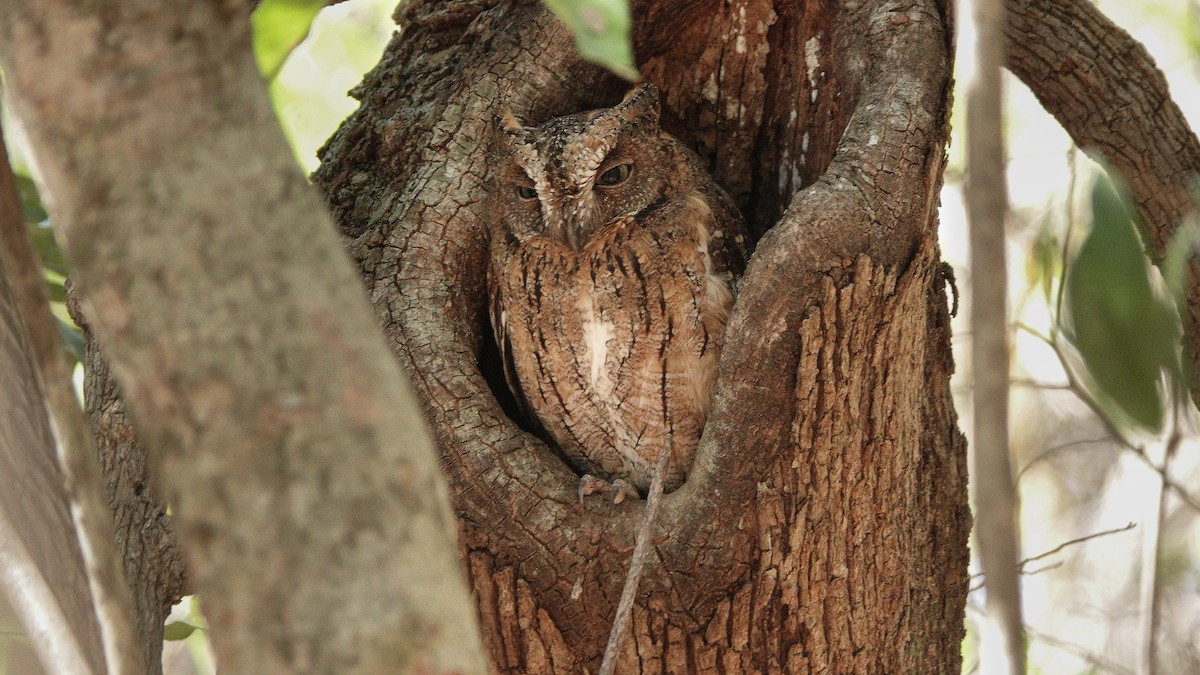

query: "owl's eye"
xmin=596 ymin=164 xmax=632 ymax=187
xmin=516 ymin=185 xmax=538 ymax=200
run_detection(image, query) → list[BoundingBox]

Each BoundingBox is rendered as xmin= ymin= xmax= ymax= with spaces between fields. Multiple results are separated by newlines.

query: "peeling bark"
xmin=316 ymin=0 xmax=968 ymax=670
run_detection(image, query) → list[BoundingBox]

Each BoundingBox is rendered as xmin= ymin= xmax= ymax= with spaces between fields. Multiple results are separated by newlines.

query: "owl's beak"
xmin=548 ymin=198 xmax=592 ymax=252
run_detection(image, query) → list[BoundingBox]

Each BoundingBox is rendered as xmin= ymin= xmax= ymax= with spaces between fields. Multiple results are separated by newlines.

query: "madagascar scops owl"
xmin=486 ymin=84 xmax=749 ymax=499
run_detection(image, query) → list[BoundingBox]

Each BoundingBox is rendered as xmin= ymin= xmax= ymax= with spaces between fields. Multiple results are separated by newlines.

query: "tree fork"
xmin=315 ymin=0 xmax=969 ymax=670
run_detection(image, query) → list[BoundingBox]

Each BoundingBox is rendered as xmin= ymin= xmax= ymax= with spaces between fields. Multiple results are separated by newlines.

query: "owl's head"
xmin=490 ymin=84 xmax=686 ymax=250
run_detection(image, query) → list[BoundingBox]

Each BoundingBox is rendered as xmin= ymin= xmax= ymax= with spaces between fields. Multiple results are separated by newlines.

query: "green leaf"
xmin=542 ymin=0 xmax=639 ymax=81
xmin=163 ymin=621 xmax=198 ymax=642
xmin=251 ymin=0 xmax=326 ymax=81
xmin=27 ymin=225 xmax=69 ymax=277
xmin=57 ymin=316 xmax=85 ymax=366
xmin=1028 ymin=217 xmax=1061 ymax=306
xmin=1063 ymin=169 xmax=1181 ymax=434
xmin=13 ymin=173 xmax=47 ymax=223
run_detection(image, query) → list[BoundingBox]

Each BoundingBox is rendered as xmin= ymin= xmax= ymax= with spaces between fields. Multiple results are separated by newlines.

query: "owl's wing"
xmin=487 ymin=265 xmax=536 ymax=423
xmin=703 ymin=187 xmax=751 ymax=284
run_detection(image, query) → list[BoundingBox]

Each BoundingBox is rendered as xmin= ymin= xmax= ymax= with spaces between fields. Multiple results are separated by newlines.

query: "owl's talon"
xmin=577 ymin=475 xmax=641 ymax=505
xmin=578 ymin=474 xmax=607 ymax=504
xmin=610 ymin=479 xmax=639 ymax=505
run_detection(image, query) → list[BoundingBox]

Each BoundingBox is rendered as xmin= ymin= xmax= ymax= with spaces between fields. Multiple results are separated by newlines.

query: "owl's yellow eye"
xmin=596 ymin=164 xmax=632 ymax=187
xmin=517 ymin=185 xmax=537 ymax=200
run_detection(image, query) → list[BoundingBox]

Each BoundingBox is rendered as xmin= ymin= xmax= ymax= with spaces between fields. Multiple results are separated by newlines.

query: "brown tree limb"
xmin=0 ymin=114 xmax=138 ymax=674
xmin=0 ymin=176 xmax=107 ymax=674
xmin=0 ymin=1 xmax=485 ymax=672
xmin=1006 ymin=0 xmax=1200 ymax=398
xmin=63 ymin=279 xmax=189 ymax=673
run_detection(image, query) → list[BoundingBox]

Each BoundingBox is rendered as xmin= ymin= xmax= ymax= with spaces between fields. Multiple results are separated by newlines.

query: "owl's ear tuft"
xmin=615 ymin=83 xmax=662 ymax=125
xmin=490 ymin=111 xmax=531 ymax=156
xmin=499 ymin=110 xmax=525 ymax=134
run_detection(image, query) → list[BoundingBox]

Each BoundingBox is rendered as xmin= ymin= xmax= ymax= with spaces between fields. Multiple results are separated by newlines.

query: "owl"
xmin=486 ymin=84 xmax=749 ymax=501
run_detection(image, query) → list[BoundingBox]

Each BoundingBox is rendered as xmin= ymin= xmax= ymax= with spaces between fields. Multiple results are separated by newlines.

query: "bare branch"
xmin=1012 ymin=325 xmax=1200 ymax=512
xmin=1017 ymin=437 xmax=1113 ymax=478
xmin=968 ymin=523 xmax=1136 ymax=592
xmin=1138 ymin=428 xmax=1182 ymax=675
xmin=1018 ymin=522 xmax=1136 ymax=570
xmin=599 ymin=440 xmax=673 ymax=675
xmin=965 ymin=0 xmax=1024 ymax=670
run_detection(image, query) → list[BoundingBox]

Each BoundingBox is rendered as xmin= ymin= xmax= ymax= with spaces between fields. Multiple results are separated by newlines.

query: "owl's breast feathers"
xmin=489 ymin=189 xmax=748 ymax=491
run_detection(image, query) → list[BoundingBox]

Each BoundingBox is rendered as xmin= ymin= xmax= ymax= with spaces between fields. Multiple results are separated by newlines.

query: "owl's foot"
xmin=578 ymin=475 xmax=640 ymax=505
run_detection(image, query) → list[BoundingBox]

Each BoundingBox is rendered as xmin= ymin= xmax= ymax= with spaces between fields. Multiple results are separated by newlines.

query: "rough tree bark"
xmin=10 ymin=0 xmax=1195 ymax=671
xmin=66 ymin=293 xmax=189 ymax=673
xmin=314 ymin=0 xmax=969 ymax=671
xmin=0 ymin=1 xmax=486 ymax=672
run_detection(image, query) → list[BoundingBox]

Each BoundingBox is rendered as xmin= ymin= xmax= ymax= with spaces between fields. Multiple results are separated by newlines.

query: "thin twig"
xmin=1138 ymin=425 xmax=1181 ymax=675
xmin=1026 ymin=626 xmax=1135 ymax=675
xmin=1014 ymin=321 xmax=1053 ymax=346
xmin=1126 ymin=448 xmax=1200 ymax=513
xmin=969 ymin=523 xmax=1137 ymax=591
xmin=1013 ymin=324 xmax=1200 ymax=513
xmin=1010 ymin=378 xmax=1071 ymax=390
xmin=598 ymin=439 xmax=673 ymax=675
xmin=1018 ymin=522 xmax=1136 ymax=569
xmin=1017 ymin=436 xmax=1112 ymax=478
xmin=1019 ymin=561 xmax=1063 ymax=577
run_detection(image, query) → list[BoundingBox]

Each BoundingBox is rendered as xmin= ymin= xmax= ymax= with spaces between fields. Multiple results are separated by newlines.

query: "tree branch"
xmin=965 ymin=0 xmax=1023 ymax=670
xmin=1006 ymin=0 xmax=1200 ymax=400
xmin=0 ymin=2 xmax=485 ymax=671
xmin=0 ymin=114 xmax=137 ymax=674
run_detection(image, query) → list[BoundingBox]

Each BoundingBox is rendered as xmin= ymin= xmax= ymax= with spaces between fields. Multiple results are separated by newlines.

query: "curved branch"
xmin=687 ymin=0 xmax=953 ymax=522
xmin=1006 ymin=0 xmax=1200 ymax=394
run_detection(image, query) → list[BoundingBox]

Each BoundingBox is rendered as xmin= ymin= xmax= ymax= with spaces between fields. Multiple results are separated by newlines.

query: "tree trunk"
xmin=0 ymin=230 xmax=106 ymax=675
xmin=315 ymin=0 xmax=969 ymax=671
xmin=0 ymin=1 xmax=486 ymax=672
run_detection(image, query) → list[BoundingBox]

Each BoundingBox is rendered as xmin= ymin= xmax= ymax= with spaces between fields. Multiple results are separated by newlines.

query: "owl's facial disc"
xmin=545 ymin=153 xmax=639 ymax=251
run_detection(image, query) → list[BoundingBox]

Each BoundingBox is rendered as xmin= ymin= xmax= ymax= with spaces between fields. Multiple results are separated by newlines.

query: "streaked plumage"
xmin=486 ymin=84 xmax=748 ymax=494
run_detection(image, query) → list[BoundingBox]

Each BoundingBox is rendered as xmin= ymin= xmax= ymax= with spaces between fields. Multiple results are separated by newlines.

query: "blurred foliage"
xmin=251 ymin=0 xmax=327 ymax=81
xmin=1027 ymin=216 xmax=1061 ymax=307
xmin=163 ymin=621 xmax=199 ymax=641
xmin=542 ymin=0 xmax=638 ymax=80
xmin=1162 ymin=209 xmax=1200 ymax=306
xmin=268 ymin=0 xmax=394 ymax=173
xmin=7 ymin=167 xmax=83 ymax=366
xmin=1061 ymin=169 xmax=1182 ymax=435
